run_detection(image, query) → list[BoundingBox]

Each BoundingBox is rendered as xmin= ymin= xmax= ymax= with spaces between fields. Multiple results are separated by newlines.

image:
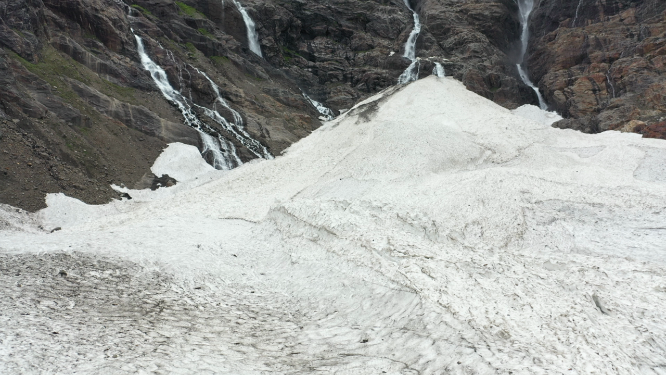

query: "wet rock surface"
xmin=1 ymin=0 xmax=665 ymax=211
xmin=528 ymin=0 xmax=666 ymax=138
xmin=0 ymin=0 xmax=322 ymax=210
xmin=241 ymin=0 xmax=538 ymax=109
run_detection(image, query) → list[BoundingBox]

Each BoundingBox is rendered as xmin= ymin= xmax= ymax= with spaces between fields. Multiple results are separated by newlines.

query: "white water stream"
xmin=194 ymin=69 xmax=273 ymax=159
xmin=433 ymin=62 xmax=445 ymax=78
xmin=397 ymin=0 xmax=421 ymax=84
xmin=133 ymin=34 xmax=239 ymax=169
xmin=303 ymin=92 xmax=336 ymax=121
xmin=516 ymin=0 xmax=547 ymax=109
xmin=231 ymin=0 xmax=263 ymax=57
xmin=126 ymin=1 xmax=273 ymax=168
xmin=572 ymin=0 xmax=583 ymax=27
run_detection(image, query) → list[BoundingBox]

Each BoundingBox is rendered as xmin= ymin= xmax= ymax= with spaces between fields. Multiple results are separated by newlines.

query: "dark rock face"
xmin=0 ymin=0 xmax=322 ymax=210
xmin=239 ymin=0 xmax=537 ymax=110
xmin=416 ymin=0 xmax=538 ymax=108
xmin=528 ymin=0 xmax=666 ymax=138
xmin=1 ymin=0 xmax=664 ymax=210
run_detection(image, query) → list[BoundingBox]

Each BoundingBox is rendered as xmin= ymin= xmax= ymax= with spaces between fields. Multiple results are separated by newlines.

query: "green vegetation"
xmin=198 ymin=28 xmax=213 ymax=38
xmin=82 ymin=30 xmax=99 ymax=41
xmin=101 ymin=80 xmax=135 ymax=101
xmin=131 ymin=4 xmax=153 ymax=16
xmin=175 ymin=1 xmax=205 ymax=18
xmin=281 ymin=46 xmax=302 ymax=62
xmin=12 ymin=28 xmax=26 ymax=38
xmin=245 ymin=73 xmax=264 ymax=82
xmin=10 ymin=46 xmax=135 ymax=147
xmin=210 ymin=56 xmax=229 ymax=65
xmin=185 ymin=42 xmax=197 ymax=54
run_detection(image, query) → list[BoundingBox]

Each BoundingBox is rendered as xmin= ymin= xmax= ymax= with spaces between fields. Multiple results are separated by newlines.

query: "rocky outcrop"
xmin=2 ymin=0 xmax=664 ymax=211
xmin=528 ymin=0 xmax=666 ymax=138
xmin=225 ymin=0 xmax=539 ymax=110
xmin=416 ymin=0 xmax=538 ymax=108
xmin=0 ymin=0 xmax=323 ymax=210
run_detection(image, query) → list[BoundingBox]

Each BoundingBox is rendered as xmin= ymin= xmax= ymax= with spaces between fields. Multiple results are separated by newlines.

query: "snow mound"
xmin=511 ymin=103 xmax=563 ymax=127
xmin=1 ymin=77 xmax=666 ymax=374
xmin=151 ymin=142 xmax=216 ymax=182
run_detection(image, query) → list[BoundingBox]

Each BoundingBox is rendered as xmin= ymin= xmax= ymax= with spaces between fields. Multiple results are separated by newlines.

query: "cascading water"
xmin=572 ymin=0 xmax=583 ymax=27
xmin=193 ymin=68 xmax=273 ymax=159
xmin=516 ymin=0 xmax=547 ymax=109
xmin=606 ymin=70 xmax=616 ymax=99
xmin=230 ymin=0 xmax=263 ymax=57
xmin=397 ymin=0 xmax=421 ymax=84
xmin=433 ymin=63 xmax=445 ymax=78
xmin=302 ymin=92 xmax=336 ymax=121
xmin=133 ymin=34 xmax=239 ymax=169
xmin=200 ymin=131 xmax=239 ymax=169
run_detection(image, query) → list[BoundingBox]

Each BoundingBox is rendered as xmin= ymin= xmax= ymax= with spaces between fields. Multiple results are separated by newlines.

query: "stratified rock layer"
xmin=528 ymin=0 xmax=666 ymax=138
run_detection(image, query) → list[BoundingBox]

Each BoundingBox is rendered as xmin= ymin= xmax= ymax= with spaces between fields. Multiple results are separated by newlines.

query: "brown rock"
xmin=529 ymin=0 xmax=666 ymax=136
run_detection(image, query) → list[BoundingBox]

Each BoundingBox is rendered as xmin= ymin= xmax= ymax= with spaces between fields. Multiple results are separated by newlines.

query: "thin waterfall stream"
xmin=516 ymin=0 xmax=547 ymax=109
xmin=125 ymin=4 xmax=272 ymax=169
xmin=302 ymin=92 xmax=336 ymax=121
xmin=133 ymin=33 xmax=240 ymax=169
xmin=433 ymin=63 xmax=445 ymax=78
xmin=230 ymin=0 xmax=263 ymax=57
xmin=398 ymin=0 xmax=421 ymax=84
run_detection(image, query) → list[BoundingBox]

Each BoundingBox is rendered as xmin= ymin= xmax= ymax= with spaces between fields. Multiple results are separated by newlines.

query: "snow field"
xmin=1 ymin=77 xmax=665 ymax=373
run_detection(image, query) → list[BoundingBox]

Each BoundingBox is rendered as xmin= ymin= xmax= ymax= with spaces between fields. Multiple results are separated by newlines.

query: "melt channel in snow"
xmin=1 ymin=77 xmax=666 ymax=374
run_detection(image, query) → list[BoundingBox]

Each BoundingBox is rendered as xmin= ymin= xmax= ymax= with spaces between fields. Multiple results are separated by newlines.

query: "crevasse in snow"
xmin=2 ymin=77 xmax=666 ymax=373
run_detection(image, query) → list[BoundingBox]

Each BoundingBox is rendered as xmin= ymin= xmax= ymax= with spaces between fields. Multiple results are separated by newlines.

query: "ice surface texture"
xmin=1 ymin=77 xmax=665 ymax=374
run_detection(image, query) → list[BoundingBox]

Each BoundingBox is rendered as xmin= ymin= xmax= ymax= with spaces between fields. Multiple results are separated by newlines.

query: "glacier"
xmin=1 ymin=77 xmax=666 ymax=374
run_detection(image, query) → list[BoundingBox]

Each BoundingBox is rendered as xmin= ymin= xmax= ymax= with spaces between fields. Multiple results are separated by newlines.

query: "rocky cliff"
xmin=0 ymin=0 xmax=664 ymax=211
xmin=528 ymin=0 xmax=666 ymax=138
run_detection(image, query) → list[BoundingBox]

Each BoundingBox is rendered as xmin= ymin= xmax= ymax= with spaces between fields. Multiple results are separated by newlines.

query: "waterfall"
xmin=433 ymin=63 xmax=445 ymax=78
xmin=303 ymin=92 xmax=336 ymax=121
xmin=572 ymin=0 xmax=583 ymax=27
xmin=606 ymin=70 xmax=616 ymax=99
xmin=193 ymin=68 xmax=273 ymax=159
xmin=231 ymin=0 xmax=263 ymax=57
xmin=516 ymin=0 xmax=547 ymax=109
xmin=133 ymin=34 xmax=240 ymax=169
xmin=398 ymin=0 xmax=421 ymax=84
xmin=200 ymin=131 xmax=239 ymax=169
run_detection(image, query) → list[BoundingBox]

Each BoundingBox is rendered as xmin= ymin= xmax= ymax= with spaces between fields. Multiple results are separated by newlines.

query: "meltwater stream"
xmin=193 ymin=68 xmax=272 ymax=159
xmin=231 ymin=0 xmax=263 ymax=57
xmin=516 ymin=0 xmax=547 ymax=109
xmin=433 ymin=63 xmax=445 ymax=78
xmin=133 ymin=34 xmax=240 ymax=169
xmin=302 ymin=92 xmax=336 ymax=121
xmin=398 ymin=0 xmax=421 ymax=84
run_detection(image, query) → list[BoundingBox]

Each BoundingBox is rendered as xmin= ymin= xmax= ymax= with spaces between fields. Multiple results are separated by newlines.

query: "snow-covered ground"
xmin=1 ymin=77 xmax=665 ymax=374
